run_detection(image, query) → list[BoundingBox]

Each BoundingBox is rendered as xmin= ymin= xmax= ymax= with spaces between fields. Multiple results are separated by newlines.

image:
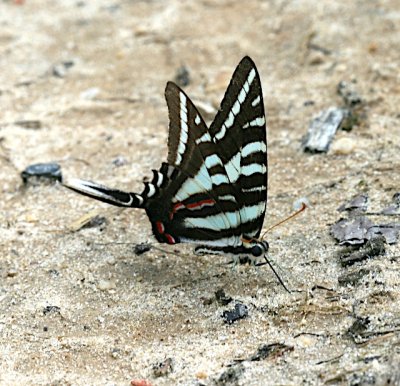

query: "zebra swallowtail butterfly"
xmin=65 ymin=56 xmax=269 ymax=261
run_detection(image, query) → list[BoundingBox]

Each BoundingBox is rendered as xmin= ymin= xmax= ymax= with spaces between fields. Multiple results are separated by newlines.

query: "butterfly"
xmin=64 ymin=56 xmax=269 ymax=262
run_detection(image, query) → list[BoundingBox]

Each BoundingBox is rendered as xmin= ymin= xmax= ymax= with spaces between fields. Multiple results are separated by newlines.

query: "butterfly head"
xmin=250 ymin=240 xmax=269 ymax=257
xmin=242 ymin=237 xmax=269 ymax=257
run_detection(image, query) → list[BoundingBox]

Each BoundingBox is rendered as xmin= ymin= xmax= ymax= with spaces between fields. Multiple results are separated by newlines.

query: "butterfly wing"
xmin=146 ymin=57 xmax=267 ymax=248
xmin=208 ymin=56 xmax=267 ymax=238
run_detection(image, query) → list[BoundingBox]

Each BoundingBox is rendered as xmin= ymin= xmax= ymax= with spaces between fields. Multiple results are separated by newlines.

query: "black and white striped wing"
xmin=145 ymin=82 xmax=241 ymax=246
xmin=145 ymin=57 xmax=267 ymax=248
xmin=208 ymin=56 xmax=267 ymax=238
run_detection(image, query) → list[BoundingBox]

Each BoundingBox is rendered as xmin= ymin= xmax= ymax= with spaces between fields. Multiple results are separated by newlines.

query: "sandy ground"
xmin=1 ymin=0 xmax=400 ymax=385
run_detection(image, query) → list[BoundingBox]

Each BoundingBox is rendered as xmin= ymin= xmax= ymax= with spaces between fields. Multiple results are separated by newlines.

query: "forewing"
xmin=209 ymin=56 xmax=267 ymax=238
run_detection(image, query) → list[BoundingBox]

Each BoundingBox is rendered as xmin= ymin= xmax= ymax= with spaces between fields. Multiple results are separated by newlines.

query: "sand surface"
xmin=1 ymin=0 xmax=400 ymax=385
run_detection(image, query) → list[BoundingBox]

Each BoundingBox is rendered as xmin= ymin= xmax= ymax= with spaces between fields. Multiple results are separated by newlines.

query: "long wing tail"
xmin=63 ymin=178 xmax=144 ymax=208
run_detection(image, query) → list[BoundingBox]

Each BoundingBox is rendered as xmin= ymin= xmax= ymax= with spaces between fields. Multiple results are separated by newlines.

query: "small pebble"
xmin=7 ymin=269 xmax=18 ymax=278
xmin=174 ymin=65 xmax=190 ymax=87
xmin=331 ymin=137 xmax=357 ymax=155
xmin=21 ymin=162 xmax=62 ymax=184
xmin=80 ymin=87 xmax=101 ymax=100
xmin=295 ymin=334 xmax=316 ymax=347
xmin=222 ymin=303 xmax=248 ymax=324
xmin=112 ymin=156 xmax=128 ymax=167
xmin=97 ymin=279 xmax=116 ymax=291
xmin=302 ymin=107 xmax=345 ymax=153
xmin=196 ymin=371 xmax=208 ymax=380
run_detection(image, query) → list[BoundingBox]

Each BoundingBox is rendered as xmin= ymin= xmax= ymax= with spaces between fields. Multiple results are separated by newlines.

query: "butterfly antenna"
xmin=261 ymin=202 xmax=307 ymax=240
xmin=257 ymin=256 xmax=291 ymax=293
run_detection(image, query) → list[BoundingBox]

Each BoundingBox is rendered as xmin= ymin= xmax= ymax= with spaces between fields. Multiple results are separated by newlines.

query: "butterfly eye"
xmin=251 ymin=245 xmax=264 ymax=257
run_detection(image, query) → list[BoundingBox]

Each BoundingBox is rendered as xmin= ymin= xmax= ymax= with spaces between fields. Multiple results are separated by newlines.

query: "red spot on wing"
xmin=186 ymin=199 xmax=215 ymax=210
xmin=170 ymin=202 xmax=185 ymax=219
xmin=165 ymin=233 xmax=176 ymax=244
xmin=156 ymin=221 xmax=165 ymax=234
xmin=155 ymin=221 xmax=175 ymax=244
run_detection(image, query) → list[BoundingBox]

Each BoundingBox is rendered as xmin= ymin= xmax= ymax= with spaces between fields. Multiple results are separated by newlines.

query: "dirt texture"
xmin=1 ymin=0 xmax=400 ymax=385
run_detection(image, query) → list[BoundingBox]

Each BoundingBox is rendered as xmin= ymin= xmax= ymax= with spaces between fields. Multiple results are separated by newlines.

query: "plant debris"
xmin=337 ymin=80 xmax=363 ymax=108
xmin=346 ymin=316 xmax=370 ymax=343
xmin=331 ymin=217 xmax=400 ymax=246
xmin=302 ymin=107 xmax=345 ymax=153
xmin=338 ymin=236 xmax=386 ymax=267
xmin=336 ymin=80 xmax=364 ymax=131
xmin=174 ymin=65 xmax=190 ymax=87
xmin=52 ymin=60 xmax=75 ymax=78
xmin=67 ymin=209 xmax=105 ymax=232
xmin=222 ymin=303 xmax=248 ymax=324
xmin=14 ymin=119 xmax=42 ymax=129
xmin=42 ymin=305 xmax=61 ymax=315
xmin=133 ymin=243 xmax=152 ymax=255
xmin=21 ymin=162 xmax=62 ymax=184
xmin=215 ymin=288 xmax=233 ymax=306
xmin=338 ymin=268 xmax=372 ymax=286
xmin=381 ymin=193 xmax=400 ymax=215
xmin=215 ymin=363 xmax=244 ymax=386
xmin=152 ymin=357 xmax=173 ymax=378
xmin=248 ymin=343 xmax=293 ymax=361
xmin=330 ymin=216 xmax=374 ymax=245
xmin=338 ymin=194 xmax=368 ymax=212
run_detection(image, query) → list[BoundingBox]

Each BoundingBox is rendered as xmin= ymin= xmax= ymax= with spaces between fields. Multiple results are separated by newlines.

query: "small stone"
xmin=6 ymin=268 xmax=18 ymax=278
xmin=215 ymin=288 xmax=233 ymax=306
xmin=152 ymin=357 xmax=173 ymax=377
xmin=196 ymin=371 xmax=208 ymax=380
xmin=80 ymin=87 xmax=101 ymax=100
xmin=295 ymin=334 xmax=316 ymax=347
xmin=134 ymin=243 xmax=152 ymax=255
xmin=331 ymin=137 xmax=357 ymax=155
xmin=52 ymin=60 xmax=75 ymax=78
xmin=97 ymin=279 xmax=116 ymax=291
xmin=21 ymin=163 xmax=62 ymax=184
xmin=43 ymin=306 xmax=61 ymax=315
xmin=222 ymin=303 xmax=248 ymax=324
xmin=14 ymin=120 xmax=42 ymax=129
xmin=381 ymin=193 xmax=400 ymax=215
xmin=338 ymin=194 xmax=368 ymax=212
xmin=337 ymin=80 xmax=362 ymax=107
xmin=112 ymin=156 xmax=128 ymax=167
xmin=302 ymin=107 xmax=345 ymax=153
xmin=308 ymin=52 xmax=325 ymax=65
xmin=174 ymin=66 xmax=190 ymax=87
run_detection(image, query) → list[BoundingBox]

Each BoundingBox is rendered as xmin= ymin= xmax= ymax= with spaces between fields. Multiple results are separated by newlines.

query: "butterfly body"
xmin=64 ymin=57 xmax=268 ymax=260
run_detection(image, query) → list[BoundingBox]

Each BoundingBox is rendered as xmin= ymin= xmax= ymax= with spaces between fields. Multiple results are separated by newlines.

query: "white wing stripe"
xmin=219 ymin=194 xmax=237 ymax=202
xmin=242 ymin=186 xmax=266 ymax=193
xmin=242 ymin=141 xmax=267 ymax=157
xmin=180 ymin=236 xmax=241 ymax=247
xmin=215 ymin=68 xmax=257 ymax=141
xmin=195 ymin=131 xmax=212 ymax=145
xmin=174 ymin=163 xmax=212 ymax=201
xmin=211 ymin=173 xmax=230 ymax=185
xmin=241 ymin=163 xmax=266 ymax=176
xmin=243 ymin=116 xmax=265 ymax=129
xmin=224 ymin=152 xmax=241 ymax=183
xmin=204 ymin=154 xmax=223 ymax=169
xmin=176 ymin=92 xmax=189 ymax=165
xmin=183 ymin=202 xmax=265 ymax=230
xmin=251 ymin=95 xmax=261 ymax=106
